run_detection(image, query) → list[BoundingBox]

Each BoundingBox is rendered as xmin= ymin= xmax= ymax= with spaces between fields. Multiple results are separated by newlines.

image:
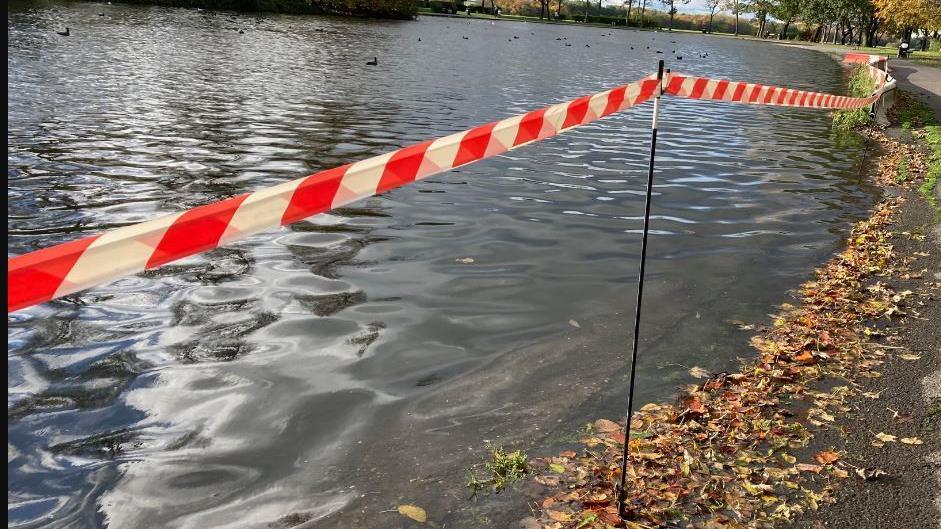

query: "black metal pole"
xmin=617 ymin=59 xmax=664 ymax=519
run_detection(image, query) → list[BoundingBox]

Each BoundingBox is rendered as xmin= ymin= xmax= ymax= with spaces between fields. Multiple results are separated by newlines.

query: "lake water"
xmin=7 ymin=3 xmax=878 ymax=528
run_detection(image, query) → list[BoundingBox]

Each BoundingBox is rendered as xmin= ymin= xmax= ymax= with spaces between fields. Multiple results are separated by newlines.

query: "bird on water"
xmin=366 ymin=57 xmax=378 ymax=66
xmin=56 ymin=27 xmax=70 ymax=36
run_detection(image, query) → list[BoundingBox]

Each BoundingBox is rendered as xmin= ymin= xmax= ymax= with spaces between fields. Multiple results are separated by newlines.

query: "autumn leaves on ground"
xmin=525 ymin=94 xmax=940 ymax=529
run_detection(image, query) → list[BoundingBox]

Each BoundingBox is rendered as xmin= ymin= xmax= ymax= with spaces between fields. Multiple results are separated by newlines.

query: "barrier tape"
xmin=6 ymin=55 xmax=894 ymax=313
xmin=7 ymin=75 xmax=662 ymax=312
xmin=664 ymin=64 xmax=889 ymax=110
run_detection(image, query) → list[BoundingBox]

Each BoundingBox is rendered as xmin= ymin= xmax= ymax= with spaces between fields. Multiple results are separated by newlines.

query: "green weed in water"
xmin=466 ymin=442 xmax=528 ymax=497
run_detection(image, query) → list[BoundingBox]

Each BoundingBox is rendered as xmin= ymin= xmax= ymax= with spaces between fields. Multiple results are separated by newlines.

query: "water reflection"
xmin=8 ymin=3 xmax=880 ymax=528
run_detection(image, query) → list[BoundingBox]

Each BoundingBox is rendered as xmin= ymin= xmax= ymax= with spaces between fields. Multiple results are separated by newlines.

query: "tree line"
xmin=443 ymin=0 xmax=941 ymax=46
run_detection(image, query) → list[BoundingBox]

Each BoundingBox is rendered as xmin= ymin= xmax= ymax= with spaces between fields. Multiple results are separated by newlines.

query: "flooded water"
xmin=7 ymin=2 xmax=879 ymax=528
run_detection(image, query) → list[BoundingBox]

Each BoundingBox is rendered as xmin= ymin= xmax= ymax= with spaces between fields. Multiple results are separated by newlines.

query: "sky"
xmin=611 ymin=0 xmax=722 ymax=15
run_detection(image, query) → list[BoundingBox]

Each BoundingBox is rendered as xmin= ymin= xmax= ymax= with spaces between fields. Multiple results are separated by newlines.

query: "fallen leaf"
xmin=689 ymin=366 xmax=710 ymax=378
xmin=814 ymin=451 xmax=840 ymax=465
xmin=455 ymin=257 xmax=475 ymax=264
xmin=559 ymin=450 xmax=576 ymax=458
xmin=742 ymin=481 xmax=774 ymax=495
xmin=898 ymin=353 xmax=922 ymax=361
xmin=594 ymin=419 xmax=619 ymax=433
xmin=549 ymin=463 xmax=566 ymax=473
xmin=398 ymin=504 xmax=427 ymax=523
xmin=794 ymin=350 xmax=815 ymax=364
xmin=574 ymin=513 xmax=598 ymax=529
xmin=855 ymin=467 xmax=888 ymax=481
xmin=797 ymin=463 xmax=823 ymax=473
xmin=546 ymin=510 xmax=572 ymax=522
xmin=568 ymin=320 xmax=580 ymax=328
xmin=875 ymin=432 xmax=897 ymax=443
xmin=901 ymin=437 xmax=923 ymax=445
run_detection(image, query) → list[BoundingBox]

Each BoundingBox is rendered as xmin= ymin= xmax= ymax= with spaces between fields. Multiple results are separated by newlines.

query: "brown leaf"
xmin=814 ymin=451 xmax=840 ymax=465
xmin=793 ymin=350 xmax=815 ymax=364
xmin=594 ymin=419 xmax=619 ymax=433
xmin=559 ymin=450 xmax=577 ymax=458
xmin=797 ymin=463 xmax=823 ymax=473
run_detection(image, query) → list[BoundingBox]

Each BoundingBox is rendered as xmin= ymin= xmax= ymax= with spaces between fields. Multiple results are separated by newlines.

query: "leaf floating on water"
xmin=549 ymin=463 xmax=566 ymax=473
xmin=901 ymin=437 xmax=923 ymax=445
xmin=688 ymin=366 xmax=710 ymax=379
xmin=455 ymin=257 xmax=475 ymax=264
xmin=568 ymin=319 xmax=580 ymax=328
xmin=397 ymin=504 xmax=427 ymax=523
xmin=727 ymin=319 xmax=756 ymax=330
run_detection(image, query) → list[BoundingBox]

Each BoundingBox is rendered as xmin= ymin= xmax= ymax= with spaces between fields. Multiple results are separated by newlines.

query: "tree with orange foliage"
xmin=874 ymin=0 xmax=941 ymax=44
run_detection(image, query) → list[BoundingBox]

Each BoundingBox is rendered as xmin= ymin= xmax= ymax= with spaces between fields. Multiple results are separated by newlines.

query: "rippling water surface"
xmin=8 ymin=3 xmax=879 ymax=527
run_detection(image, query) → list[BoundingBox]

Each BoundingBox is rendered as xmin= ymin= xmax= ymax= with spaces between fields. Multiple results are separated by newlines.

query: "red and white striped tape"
xmin=7 ymin=75 xmax=661 ymax=312
xmin=6 ymin=55 xmax=896 ymax=313
xmin=664 ymin=64 xmax=889 ymax=110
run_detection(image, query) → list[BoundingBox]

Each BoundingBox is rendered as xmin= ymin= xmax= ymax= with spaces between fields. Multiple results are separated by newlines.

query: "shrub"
xmin=832 ymin=64 xmax=876 ymax=131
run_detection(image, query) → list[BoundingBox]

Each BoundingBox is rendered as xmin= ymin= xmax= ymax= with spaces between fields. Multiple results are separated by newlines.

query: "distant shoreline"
xmin=108 ymin=0 xmax=417 ymax=19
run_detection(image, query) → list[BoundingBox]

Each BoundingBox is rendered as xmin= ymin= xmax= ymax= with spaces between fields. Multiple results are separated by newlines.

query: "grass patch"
xmin=466 ymin=442 xmax=528 ymax=497
xmin=920 ymin=125 xmax=941 ymax=215
xmin=897 ymin=155 xmax=909 ymax=183
xmin=832 ymin=64 xmax=875 ymax=131
xmin=898 ymin=98 xmax=936 ymax=129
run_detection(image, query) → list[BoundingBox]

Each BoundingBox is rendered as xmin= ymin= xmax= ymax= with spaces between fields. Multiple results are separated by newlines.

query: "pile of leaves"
xmin=528 ymin=122 xmax=937 ymax=528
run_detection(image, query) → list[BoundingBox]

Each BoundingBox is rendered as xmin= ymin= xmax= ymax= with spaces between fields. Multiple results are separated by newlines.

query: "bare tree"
xmin=721 ymin=0 xmax=741 ymax=36
xmin=625 ymin=0 xmax=634 ymax=24
xmin=660 ymin=0 xmax=690 ymax=31
xmin=706 ymin=0 xmax=720 ymax=33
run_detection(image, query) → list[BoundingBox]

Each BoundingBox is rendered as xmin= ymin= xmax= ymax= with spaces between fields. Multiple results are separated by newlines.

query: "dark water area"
xmin=7 ymin=2 xmax=879 ymax=528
